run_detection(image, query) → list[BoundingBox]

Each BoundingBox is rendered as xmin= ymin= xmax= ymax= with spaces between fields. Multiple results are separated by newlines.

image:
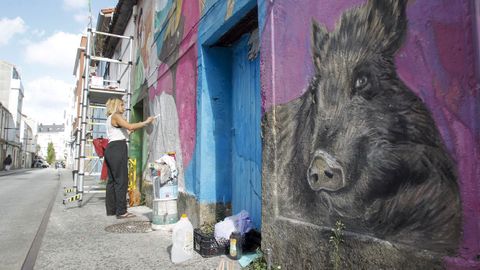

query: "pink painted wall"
xmin=260 ymin=0 xmax=479 ymax=267
xmin=133 ymin=0 xmax=479 ymax=265
xmin=134 ymin=0 xmax=199 ymax=169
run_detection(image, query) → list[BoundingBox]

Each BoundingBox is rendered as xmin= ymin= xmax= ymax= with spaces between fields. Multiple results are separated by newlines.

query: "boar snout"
xmin=307 ymin=150 xmax=345 ymax=192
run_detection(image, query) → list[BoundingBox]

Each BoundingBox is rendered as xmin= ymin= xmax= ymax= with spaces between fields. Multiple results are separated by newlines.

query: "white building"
xmin=0 ymin=60 xmax=25 ymax=168
xmin=64 ymin=86 xmax=76 ymax=169
xmin=0 ymin=102 xmax=21 ymax=169
xmin=20 ymin=114 xmax=37 ymax=168
xmin=0 ymin=61 xmax=24 ymax=140
xmin=37 ymin=123 xmax=65 ymax=161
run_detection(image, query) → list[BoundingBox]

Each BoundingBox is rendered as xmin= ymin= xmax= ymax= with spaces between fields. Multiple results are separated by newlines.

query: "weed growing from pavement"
xmin=329 ymin=220 xmax=345 ymax=270
xmin=247 ymin=249 xmax=281 ymax=270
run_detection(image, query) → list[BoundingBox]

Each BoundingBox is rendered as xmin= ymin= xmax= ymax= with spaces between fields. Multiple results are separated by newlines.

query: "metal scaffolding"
xmin=64 ymin=28 xmax=133 ymax=206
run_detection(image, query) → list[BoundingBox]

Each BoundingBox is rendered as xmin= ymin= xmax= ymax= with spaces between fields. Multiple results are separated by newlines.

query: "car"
xmin=34 ymin=160 xmax=49 ymax=168
xmin=55 ymin=161 xmax=65 ymax=169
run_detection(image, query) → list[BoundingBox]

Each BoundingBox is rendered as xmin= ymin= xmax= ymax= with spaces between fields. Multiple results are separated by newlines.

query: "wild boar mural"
xmin=263 ymin=0 xmax=461 ymax=254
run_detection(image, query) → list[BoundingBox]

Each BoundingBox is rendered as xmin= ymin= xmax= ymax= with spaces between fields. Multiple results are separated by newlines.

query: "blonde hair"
xmin=106 ymin=98 xmax=123 ymax=116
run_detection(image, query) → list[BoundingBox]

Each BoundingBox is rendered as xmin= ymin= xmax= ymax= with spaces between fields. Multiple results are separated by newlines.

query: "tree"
xmin=47 ymin=142 xmax=56 ymax=164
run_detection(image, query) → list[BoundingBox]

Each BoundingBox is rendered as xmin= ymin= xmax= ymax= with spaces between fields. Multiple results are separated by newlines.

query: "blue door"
xmin=231 ymin=33 xmax=262 ymax=229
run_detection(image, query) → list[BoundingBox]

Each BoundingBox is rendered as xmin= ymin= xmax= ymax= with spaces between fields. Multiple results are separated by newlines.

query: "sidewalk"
xmin=34 ymin=170 xmax=238 ymax=270
xmin=0 ymin=168 xmax=35 ymax=177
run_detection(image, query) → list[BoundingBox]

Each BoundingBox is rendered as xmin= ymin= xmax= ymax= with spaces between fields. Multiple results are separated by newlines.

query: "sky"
xmin=0 ymin=0 xmax=117 ymax=126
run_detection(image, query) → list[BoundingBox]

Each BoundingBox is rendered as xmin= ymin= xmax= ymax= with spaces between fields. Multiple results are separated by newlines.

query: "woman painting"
xmin=105 ymin=98 xmax=154 ymax=218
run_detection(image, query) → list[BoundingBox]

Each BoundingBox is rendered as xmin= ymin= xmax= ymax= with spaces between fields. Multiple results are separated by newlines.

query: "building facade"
xmin=20 ymin=114 xmax=37 ymax=168
xmin=0 ymin=61 xmax=24 ymax=142
xmin=0 ymin=60 xmax=25 ymax=169
xmin=0 ymin=102 xmax=21 ymax=169
xmin=37 ymin=123 xmax=65 ymax=161
xmin=88 ymin=0 xmax=480 ymax=268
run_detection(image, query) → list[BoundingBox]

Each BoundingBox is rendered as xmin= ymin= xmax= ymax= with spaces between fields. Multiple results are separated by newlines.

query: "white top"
xmin=106 ymin=114 xmax=129 ymax=142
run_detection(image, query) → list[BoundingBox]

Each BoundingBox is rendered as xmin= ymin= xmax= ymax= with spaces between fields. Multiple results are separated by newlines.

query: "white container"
xmin=152 ymin=199 xmax=178 ymax=230
xmin=171 ymin=214 xmax=193 ymax=264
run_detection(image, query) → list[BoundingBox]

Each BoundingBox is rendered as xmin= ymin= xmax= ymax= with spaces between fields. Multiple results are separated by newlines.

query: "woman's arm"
xmin=111 ymin=113 xmax=154 ymax=131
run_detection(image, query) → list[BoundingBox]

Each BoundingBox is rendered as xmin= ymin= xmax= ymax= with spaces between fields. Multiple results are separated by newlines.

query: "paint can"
xmin=152 ymin=198 xmax=179 ymax=230
xmin=157 ymin=183 xmax=178 ymax=199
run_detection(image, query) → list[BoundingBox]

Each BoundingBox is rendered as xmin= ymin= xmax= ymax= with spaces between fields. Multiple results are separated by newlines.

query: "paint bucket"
xmin=152 ymin=198 xmax=178 ymax=230
xmin=157 ymin=183 xmax=178 ymax=199
xmin=167 ymin=151 xmax=176 ymax=160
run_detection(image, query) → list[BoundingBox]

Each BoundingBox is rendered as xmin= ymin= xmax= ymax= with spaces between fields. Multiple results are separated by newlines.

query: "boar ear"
xmin=368 ymin=0 xmax=408 ymax=55
xmin=311 ymin=19 xmax=329 ymax=72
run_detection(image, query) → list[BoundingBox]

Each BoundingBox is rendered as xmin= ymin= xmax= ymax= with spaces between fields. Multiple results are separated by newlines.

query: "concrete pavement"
xmin=34 ymin=170 xmax=239 ymax=270
xmin=0 ymin=168 xmax=59 ymax=270
xmin=0 ymin=168 xmax=36 ymax=177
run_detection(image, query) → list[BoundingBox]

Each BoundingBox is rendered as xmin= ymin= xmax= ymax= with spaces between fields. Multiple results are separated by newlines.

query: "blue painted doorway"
xmin=231 ymin=32 xmax=262 ymax=229
xmin=197 ymin=5 xmax=262 ymax=229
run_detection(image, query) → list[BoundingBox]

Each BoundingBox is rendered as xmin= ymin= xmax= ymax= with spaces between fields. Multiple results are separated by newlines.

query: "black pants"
xmin=104 ymin=140 xmax=128 ymax=216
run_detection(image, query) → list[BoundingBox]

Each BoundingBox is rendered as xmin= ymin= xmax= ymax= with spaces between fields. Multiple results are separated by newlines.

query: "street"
xmin=0 ymin=169 xmax=225 ymax=270
xmin=0 ymin=169 xmax=59 ymax=270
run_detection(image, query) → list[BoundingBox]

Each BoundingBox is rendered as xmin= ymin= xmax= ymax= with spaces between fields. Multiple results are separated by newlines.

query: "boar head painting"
xmin=263 ymin=0 xmax=461 ymax=253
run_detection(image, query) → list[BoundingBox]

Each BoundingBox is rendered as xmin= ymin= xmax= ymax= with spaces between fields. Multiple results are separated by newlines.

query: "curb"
xmin=0 ymin=168 xmax=36 ymax=177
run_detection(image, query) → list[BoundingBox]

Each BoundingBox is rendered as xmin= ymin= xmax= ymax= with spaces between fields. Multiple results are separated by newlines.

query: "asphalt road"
xmin=0 ymin=168 xmax=60 ymax=270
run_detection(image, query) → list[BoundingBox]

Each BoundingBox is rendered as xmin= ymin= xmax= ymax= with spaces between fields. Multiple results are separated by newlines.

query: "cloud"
xmin=0 ymin=17 xmax=27 ymax=46
xmin=24 ymin=32 xmax=81 ymax=69
xmin=74 ymin=12 xmax=90 ymax=24
xmin=31 ymin=29 xmax=46 ymax=38
xmin=63 ymin=0 xmax=88 ymax=10
xmin=23 ymin=76 xmax=73 ymax=125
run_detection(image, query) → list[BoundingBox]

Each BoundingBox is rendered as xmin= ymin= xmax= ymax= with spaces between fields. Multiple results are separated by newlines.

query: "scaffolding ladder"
xmin=64 ymin=28 xmax=133 ymax=206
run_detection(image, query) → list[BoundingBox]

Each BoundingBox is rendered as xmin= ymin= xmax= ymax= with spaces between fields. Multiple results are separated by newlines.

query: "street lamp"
xmin=4 ymin=127 xmax=19 ymax=135
xmin=2 ymin=127 xmax=19 ymax=149
xmin=3 ymin=127 xmax=19 ymax=138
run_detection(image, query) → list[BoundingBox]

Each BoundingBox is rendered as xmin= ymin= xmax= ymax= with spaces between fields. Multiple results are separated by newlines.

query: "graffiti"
xmin=225 ymin=0 xmax=235 ymax=20
xmin=133 ymin=0 xmax=158 ymax=97
xmin=134 ymin=0 xmax=198 ymax=187
xmin=157 ymin=0 xmax=184 ymax=68
xmin=263 ymin=0 xmax=461 ymax=253
xmin=136 ymin=1 xmax=156 ymax=79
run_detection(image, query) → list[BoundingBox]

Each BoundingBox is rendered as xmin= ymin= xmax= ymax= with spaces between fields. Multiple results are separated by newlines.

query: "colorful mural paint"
xmin=261 ymin=0 xmax=479 ymax=268
xmin=132 ymin=0 xmax=199 ymax=192
xmin=264 ymin=0 xmax=461 ymax=252
xmin=128 ymin=0 xmax=479 ymax=267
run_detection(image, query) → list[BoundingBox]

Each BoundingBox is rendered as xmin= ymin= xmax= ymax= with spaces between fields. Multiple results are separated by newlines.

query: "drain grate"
xmin=105 ymin=221 xmax=152 ymax=233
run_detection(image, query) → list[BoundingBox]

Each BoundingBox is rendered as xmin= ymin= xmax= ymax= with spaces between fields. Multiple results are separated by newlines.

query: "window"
xmin=12 ymin=68 xmax=20 ymax=80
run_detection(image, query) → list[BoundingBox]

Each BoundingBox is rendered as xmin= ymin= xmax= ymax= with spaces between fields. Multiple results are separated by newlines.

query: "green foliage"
xmin=329 ymin=220 xmax=345 ymax=270
xmin=247 ymin=249 xmax=281 ymax=270
xmin=248 ymin=255 xmax=267 ymax=270
xmin=199 ymin=222 xmax=215 ymax=235
xmin=46 ymin=142 xmax=56 ymax=164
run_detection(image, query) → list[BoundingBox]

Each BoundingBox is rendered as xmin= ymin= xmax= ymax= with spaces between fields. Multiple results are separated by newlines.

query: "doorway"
xmin=201 ymin=7 xmax=262 ymax=229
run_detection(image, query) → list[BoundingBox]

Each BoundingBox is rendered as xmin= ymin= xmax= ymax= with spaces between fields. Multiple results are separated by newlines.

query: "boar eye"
xmin=354 ymin=75 xmax=368 ymax=89
xmin=352 ymin=68 xmax=376 ymax=99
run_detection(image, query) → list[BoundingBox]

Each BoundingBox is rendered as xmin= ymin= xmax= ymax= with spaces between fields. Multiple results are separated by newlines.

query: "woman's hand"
xmin=145 ymin=116 xmax=155 ymax=125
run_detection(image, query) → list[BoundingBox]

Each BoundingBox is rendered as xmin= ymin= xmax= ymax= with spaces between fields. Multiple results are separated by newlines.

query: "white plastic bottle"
xmin=171 ymin=214 xmax=193 ymax=263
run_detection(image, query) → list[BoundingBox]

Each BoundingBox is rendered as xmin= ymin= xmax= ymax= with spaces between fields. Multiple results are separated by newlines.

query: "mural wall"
xmin=132 ymin=0 xmax=199 ymax=193
xmin=129 ymin=0 xmax=479 ymax=268
xmin=261 ymin=0 xmax=479 ymax=268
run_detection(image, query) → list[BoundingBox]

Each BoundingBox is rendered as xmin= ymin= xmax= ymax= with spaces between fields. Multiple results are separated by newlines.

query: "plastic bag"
xmin=233 ymin=210 xmax=253 ymax=235
xmin=155 ymin=154 xmax=178 ymax=179
xmin=214 ymin=210 xmax=253 ymax=241
xmin=214 ymin=218 xmax=236 ymax=241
